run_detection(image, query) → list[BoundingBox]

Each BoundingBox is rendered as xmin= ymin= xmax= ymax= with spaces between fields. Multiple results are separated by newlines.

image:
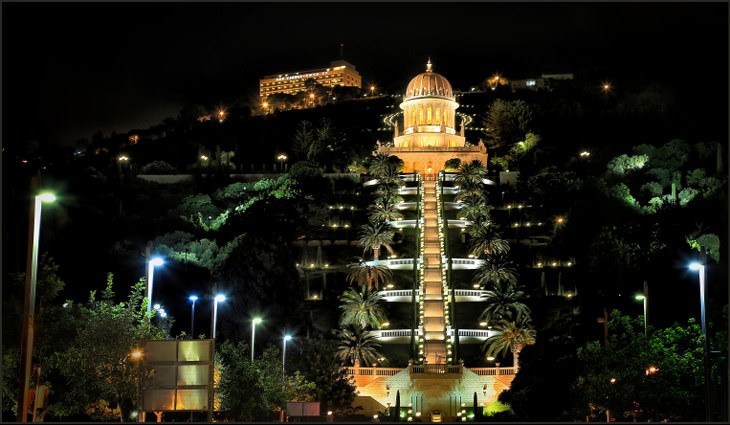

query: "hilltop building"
xmin=259 ymin=60 xmax=362 ymax=100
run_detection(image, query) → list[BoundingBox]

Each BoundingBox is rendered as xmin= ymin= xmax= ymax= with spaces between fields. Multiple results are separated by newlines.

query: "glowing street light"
xmin=212 ymin=294 xmax=226 ymax=338
xmin=188 ymin=295 xmax=198 ymax=338
xmin=251 ymin=317 xmax=263 ymax=361
xmin=129 ymin=349 xmax=143 ymax=422
xmin=217 ymin=109 xmax=226 ymax=122
xmin=18 ymin=188 xmax=56 ymax=422
xmin=146 ymin=257 xmax=164 ymax=314
xmin=283 ymin=335 xmax=292 ymax=378
xmin=601 ymin=82 xmax=611 ymax=93
xmin=634 ymin=294 xmax=647 ymax=336
xmin=276 ymin=154 xmax=288 ymax=172
xmin=689 ymin=261 xmax=711 ymax=421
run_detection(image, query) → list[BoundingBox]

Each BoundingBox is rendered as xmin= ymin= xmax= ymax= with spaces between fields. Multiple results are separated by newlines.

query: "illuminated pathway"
xmin=419 ymin=173 xmax=450 ymax=364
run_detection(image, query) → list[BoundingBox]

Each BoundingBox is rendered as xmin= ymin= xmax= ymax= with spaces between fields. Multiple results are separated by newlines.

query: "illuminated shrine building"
xmin=379 ymin=60 xmax=488 ymax=173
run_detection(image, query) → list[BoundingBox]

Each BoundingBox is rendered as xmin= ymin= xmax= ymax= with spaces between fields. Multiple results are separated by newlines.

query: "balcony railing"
xmin=370 ymin=329 xmax=421 ymax=339
xmin=469 ymin=367 xmax=517 ymax=376
xmin=378 ymin=290 xmax=418 ymax=302
xmin=364 ymin=258 xmax=416 ymax=269
xmin=346 ymin=365 xmax=517 ymax=377
xmin=450 ymin=258 xmax=486 ymax=269
xmin=346 ymin=367 xmax=403 ymax=376
xmin=410 ymin=364 xmax=462 ymax=374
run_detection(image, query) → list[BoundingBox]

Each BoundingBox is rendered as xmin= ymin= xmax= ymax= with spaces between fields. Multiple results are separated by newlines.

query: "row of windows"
xmin=405 ymin=104 xmax=454 ymax=127
xmin=260 ymin=73 xmax=349 ymax=86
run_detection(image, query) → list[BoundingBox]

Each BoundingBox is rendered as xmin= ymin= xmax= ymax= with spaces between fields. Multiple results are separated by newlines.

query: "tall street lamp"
xmin=634 ymin=294 xmax=647 ymax=336
xmin=18 ymin=189 xmax=56 ymax=422
xmin=282 ymin=335 xmax=292 ymax=379
xmin=188 ymin=295 xmax=198 ymax=338
xmin=212 ymin=295 xmax=226 ymax=338
xmin=129 ymin=349 xmax=143 ymax=423
xmin=689 ymin=261 xmax=711 ymax=422
xmin=251 ymin=317 xmax=263 ymax=361
xmin=146 ymin=257 xmax=164 ymax=314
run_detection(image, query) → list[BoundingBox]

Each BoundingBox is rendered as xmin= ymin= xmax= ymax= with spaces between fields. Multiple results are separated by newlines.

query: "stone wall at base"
xmin=350 ymin=366 xmax=515 ymax=421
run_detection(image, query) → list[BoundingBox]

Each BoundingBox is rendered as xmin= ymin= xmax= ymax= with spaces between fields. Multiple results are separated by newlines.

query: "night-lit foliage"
xmin=339 ymin=288 xmax=387 ymax=329
xmin=345 ymin=263 xmax=393 ymax=292
xmin=59 ymin=275 xmax=168 ymax=421
xmin=335 ymin=326 xmax=385 ymax=367
xmin=217 ymin=341 xmax=316 ymax=421
xmin=357 ymin=222 xmax=395 ymax=261
xmin=573 ymin=311 xmax=709 ymax=421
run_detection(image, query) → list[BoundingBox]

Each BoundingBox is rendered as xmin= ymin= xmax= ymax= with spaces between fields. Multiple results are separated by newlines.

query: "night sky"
xmin=3 ymin=2 xmax=727 ymax=148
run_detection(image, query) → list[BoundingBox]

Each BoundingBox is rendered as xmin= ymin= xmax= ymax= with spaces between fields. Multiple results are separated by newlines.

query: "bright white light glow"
xmin=214 ymin=294 xmax=226 ymax=302
xmin=38 ymin=193 xmax=56 ymax=203
xmin=150 ymin=257 xmax=164 ymax=266
xmin=189 ymin=295 xmax=198 ymax=302
xmin=689 ymin=262 xmax=703 ymax=271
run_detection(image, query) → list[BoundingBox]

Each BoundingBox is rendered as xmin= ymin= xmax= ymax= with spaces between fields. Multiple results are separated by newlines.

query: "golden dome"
xmin=404 ymin=60 xmax=454 ymax=100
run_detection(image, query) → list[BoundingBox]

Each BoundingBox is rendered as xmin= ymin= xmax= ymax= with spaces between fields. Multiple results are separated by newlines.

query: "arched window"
xmin=418 ymin=106 xmax=424 ymax=125
xmin=443 ymin=110 xmax=448 ymax=127
xmin=427 ymin=106 xmax=432 ymax=124
xmin=435 ymin=107 xmax=441 ymax=124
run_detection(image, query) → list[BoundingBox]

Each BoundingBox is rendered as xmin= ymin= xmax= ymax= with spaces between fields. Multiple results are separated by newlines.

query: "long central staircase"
xmin=420 ymin=173 xmax=449 ymax=364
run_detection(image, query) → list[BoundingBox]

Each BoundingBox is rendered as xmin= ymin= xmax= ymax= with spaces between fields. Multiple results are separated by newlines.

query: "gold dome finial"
xmin=426 ymin=58 xmax=432 ymax=72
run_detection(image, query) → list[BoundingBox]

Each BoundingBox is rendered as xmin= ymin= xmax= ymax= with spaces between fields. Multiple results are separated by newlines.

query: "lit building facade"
xmin=379 ymin=60 xmax=488 ymax=173
xmin=259 ymin=60 xmax=362 ymax=100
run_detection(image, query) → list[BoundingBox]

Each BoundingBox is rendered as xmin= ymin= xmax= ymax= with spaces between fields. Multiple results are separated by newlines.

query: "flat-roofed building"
xmin=259 ymin=60 xmax=362 ymax=100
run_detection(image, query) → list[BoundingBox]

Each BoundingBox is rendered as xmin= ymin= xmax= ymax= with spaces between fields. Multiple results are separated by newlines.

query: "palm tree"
xmin=479 ymin=281 xmax=531 ymax=326
xmin=369 ymin=197 xmax=404 ymax=223
xmin=467 ymin=221 xmax=509 ymax=257
xmin=482 ymin=313 xmax=536 ymax=369
xmin=358 ymin=222 xmax=395 ymax=260
xmin=335 ymin=326 xmax=385 ymax=367
xmin=373 ymin=189 xmax=404 ymax=206
xmin=378 ymin=165 xmax=404 ymax=188
xmin=454 ymin=183 xmax=486 ymax=204
xmin=455 ymin=160 xmax=486 ymax=187
xmin=473 ymin=254 xmax=518 ymax=287
xmin=368 ymin=153 xmax=391 ymax=179
xmin=457 ymin=203 xmax=490 ymax=224
xmin=339 ymin=288 xmax=387 ymax=329
xmin=346 ymin=262 xmax=393 ymax=291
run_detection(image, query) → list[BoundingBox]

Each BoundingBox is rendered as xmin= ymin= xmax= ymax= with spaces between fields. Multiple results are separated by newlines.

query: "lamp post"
xmin=18 ymin=189 xmax=56 ymax=422
xmin=277 ymin=154 xmax=288 ymax=172
xmin=212 ymin=295 xmax=226 ymax=338
xmin=282 ymin=335 xmax=292 ymax=379
xmin=130 ymin=349 xmax=143 ymax=422
xmin=251 ymin=317 xmax=262 ymax=361
xmin=188 ymin=295 xmax=198 ymax=338
xmin=634 ymin=294 xmax=647 ymax=336
xmin=146 ymin=257 xmax=164 ymax=314
xmin=689 ymin=262 xmax=711 ymax=422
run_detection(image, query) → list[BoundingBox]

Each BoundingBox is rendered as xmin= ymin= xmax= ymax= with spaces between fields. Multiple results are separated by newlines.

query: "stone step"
xmin=425 ymin=270 xmax=441 ymax=280
xmin=424 ymin=285 xmax=442 ymax=295
xmin=424 ymin=332 xmax=446 ymax=341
